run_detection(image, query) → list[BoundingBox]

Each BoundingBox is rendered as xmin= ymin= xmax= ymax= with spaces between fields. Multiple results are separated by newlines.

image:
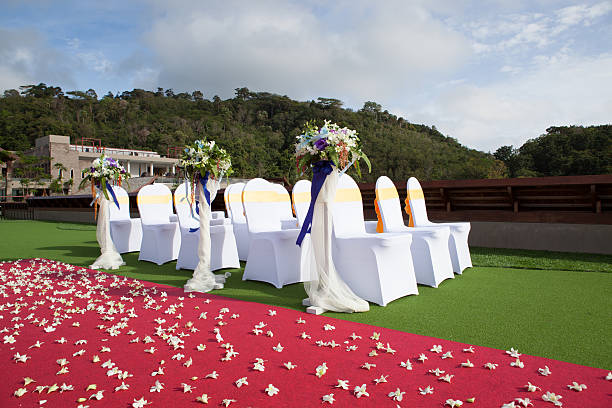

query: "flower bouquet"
xmin=295 ymin=120 xmax=370 ymax=177
xmin=178 ymin=139 xmax=232 ymax=293
xmin=79 ymin=154 xmax=129 ymax=270
xmin=295 ymin=120 xmax=370 ymax=314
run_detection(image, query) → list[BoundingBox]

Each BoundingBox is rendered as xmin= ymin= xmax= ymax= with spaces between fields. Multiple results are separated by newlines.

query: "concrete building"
xmin=1 ymin=135 xmax=179 ymax=199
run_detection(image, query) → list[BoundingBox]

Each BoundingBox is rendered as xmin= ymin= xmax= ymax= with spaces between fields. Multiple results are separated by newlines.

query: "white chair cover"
xmin=90 ymin=192 xmax=125 ymax=270
xmin=406 ymin=177 xmax=473 ymax=273
xmin=271 ymin=183 xmax=299 ymax=229
xmin=375 ymin=176 xmax=454 ymax=288
xmin=136 ymin=184 xmax=180 ymax=265
xmin=331 ymin=174 xmax=419 ymax=306
xmin=225 ymin=183 xmax=250 ymax=261
xmin=174 ymin=182 xmax=240 ymax=272
xmin=108 ymin=185 xmax=142 ymax=253
xmin=302 ymin=167 xmax=369 ymax=313
xmin=292 ymin=179 xmax=311 ymax=228
xmin=242 ymin=178 xmax=311 ymax=288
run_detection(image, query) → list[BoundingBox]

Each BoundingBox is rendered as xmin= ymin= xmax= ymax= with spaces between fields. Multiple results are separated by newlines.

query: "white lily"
xmin=14 ymin=388 xmax=27 ymax=397
xmin=300 ymin=332 xmax=311 ymax=339
xmin=253 ymin=362 xmax=265 ymax=371
xmin=151 ymin=367 xmax=164 ymax=376
xmin=322 ymin=393 xmax=335 ymax=404
xmin=368 ymin=350 xmax=378 ymax=357
xmin=538 ymin=366 xmax=551 ymax=376
xmin=606 ymin=372 xmax=612 ymax=381
xmin=419 ymin=385 xmax=434 ymax=395
xmin=205 ymin=371 xmax=219 ymax=379
xmin=461 ymin=359 xmax=474 ymax=368
xmin=501 ymin=402 xmax=516 ymax=408
xmin=324 ymin=324 xmax=335 ymax=331
xmin=463 ymin=346 xmax=475 ymax=353
xmin=430 ymin=344 xmax=443 ymax=353
xmin=525 ymin=382 xmax=540 ymax=392
xmin=296 ymin=317 xmax=306 ymax=324
xmin=24 ymin=377 xmax=36 ymax=386
xmin=57 ymin=366 xmax=69 ymax=375
xmin=374 ymin=374 xmax=388 ymax=384
xmin=445 ymin=399 xmax=463 ymax=407
xmin=149 ymin=380 xmax=164 ymax=392
xmin=515 ymin=397 xmax=533 ymax=407
xmin=484 ymin=362 xmax=498 ymax=370
xmin=349 ymin=332 xmax=362 ymax=340
xmin=144 ymin=347 xmax=156 ymax=354
xmin=132 ymin=397 xmax=150 ymax=408
xmin=354 ymin=384 xmax=369 ymax=398
xmin=316 ymin=362 xmax=328 ymax=377
xmin=266 ymin=330 xmax=274 ymax=337
xmin=386 ymin=344 xmax=396 ymax=354
xmin=184 ymin=357 xmax=193 ymax=367
xmin=114 ymin=382 xmax=129 ymax=392
xmin=567 ymin=381 xmax=587 ymax=391
xmin=265 ymin=384 xmax=279 ymax=396
xmin=268 ymin=309 xmax=277 ymax=316
xmin=197 ymin=344 xmax=206 ymax=351
xmin=336 ymin=379 xmax=349 ymax=389
xmin=181 ymin=383 xmax=194 ymax=393
xmin=273 ymin=343 xmax=283 ymax=352
xmin=89 ymin=390 xmax=104 ymax=400
xmin=284 ymin=362 xmax=296 ymax=370
xmin=388 ymin=388 xmax=405 ymax=401
xmin=13 ymin=352 xmax=30 ymax=363
xmin=59 ymin=383 xmax=73 ymax=392
xmin=370 ymin=332 xmax=380 ymax=340
xmin=221 ymin=399 xmax=236 ymax=407
xmin=542 ymin=391 xmax=562 ymax=406
xmin=196 ymin=394 xmax=209 ymax=404
xmin=510 ymin=358 xmax=524 ymax=368
xmin=29 ymin=341 xmax=44 ymax=348
xmin=506 ymin=347 xmax=521 ymax=358
xmin=442 ymin=351 xmax=453 ymax=359
xmin=400 ymin=360 xmax=413 ymax=370
xmin=346 ymin=345 xmax=358 ymax=351
xmin=235 ymin=377 xmax=248 ymax=388
xmin=429 ymin=368 xmax=445 ymax=376
xmin=418 ymin=353 xmax=428 ymax=362
xmin=362 ymin=362 xmax=376 ymax=370
xmin=439 ymin=374 xmax=454 ymax=383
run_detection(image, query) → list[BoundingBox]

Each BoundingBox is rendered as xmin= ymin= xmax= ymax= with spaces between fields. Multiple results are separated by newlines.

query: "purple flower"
xmin=314 ymin=138 xmax=329 ymax=151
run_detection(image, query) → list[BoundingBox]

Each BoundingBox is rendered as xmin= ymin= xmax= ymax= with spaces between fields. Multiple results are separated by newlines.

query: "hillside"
xmin=0 ymin=84 xmax=506 ymax=182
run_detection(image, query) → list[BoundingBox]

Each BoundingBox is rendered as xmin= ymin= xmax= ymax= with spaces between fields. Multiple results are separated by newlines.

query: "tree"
xmin=361 ymin=101 xmax=382 ymax=113
xmin=317 ymin=97 xmax=343 ymax=109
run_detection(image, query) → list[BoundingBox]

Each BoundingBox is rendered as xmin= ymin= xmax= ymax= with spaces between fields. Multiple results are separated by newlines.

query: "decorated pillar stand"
xmin=183 ymin=173 xmax=228 ymax=292
xmin=90 ymin=190 xmax=125 ymax=270
xmin=295 ymin=120 xmax=371 ymax=315
xmin=81 ymin=155 xmax=128 ymax=270
xmin=178 ymin=139 xmax=233 ymax=294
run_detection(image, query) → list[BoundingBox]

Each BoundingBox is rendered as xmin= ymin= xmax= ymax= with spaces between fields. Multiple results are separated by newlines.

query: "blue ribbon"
xmin=105 ymin=181 xmax=120 ymax=209
xmin=190 ymin=171 xmax=211 ymax=233
xmin=296 ymin=160 xmax=333 ymax=246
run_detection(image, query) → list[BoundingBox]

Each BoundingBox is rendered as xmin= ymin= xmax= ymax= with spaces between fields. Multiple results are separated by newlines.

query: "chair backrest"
xmin=137 ymin=183 xmax=173 ymax=224
xmin=271 ymin=183 xmax=294 ymax=221
xmin=226 ymin=182 xmax=246 ymax=223
xmin=108 ymin=185 xmax=131 ymax=221
xmin=332 ymin=174 xmax=366 ymax=236
xmin=223 ymin=184 xmax=234 ymax=219
xmin=292 ymin=179 xmax=311 ymax=227
xmin=242 ymin=178 xmax=282 ymax=233
xmin=375 ymin=176 xmax=405 ymax=232
xmin=173 ymin=181 xmax=197 ymax=228
xmin=406 ymin=177 xmax=429 ymax=226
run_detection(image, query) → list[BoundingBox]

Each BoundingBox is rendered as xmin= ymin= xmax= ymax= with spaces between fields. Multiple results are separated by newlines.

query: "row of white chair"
xmin=108 ymin=184 xmax=240 ymax=271
xmin=223 ymin=175 xmax=472 ymax=306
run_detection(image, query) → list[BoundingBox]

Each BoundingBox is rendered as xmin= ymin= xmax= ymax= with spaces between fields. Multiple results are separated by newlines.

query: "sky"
xmin=1 ymin=0 xmax=611 ymax=153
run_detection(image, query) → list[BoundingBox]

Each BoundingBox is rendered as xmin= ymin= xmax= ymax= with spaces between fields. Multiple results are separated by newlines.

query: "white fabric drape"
xmin=184 ymin=178 xmax=226 ymax=292
xmin=90 ymin=195 xmax=125 ymax=270
xmin=304 ymin=167 xmax=369 ymax=313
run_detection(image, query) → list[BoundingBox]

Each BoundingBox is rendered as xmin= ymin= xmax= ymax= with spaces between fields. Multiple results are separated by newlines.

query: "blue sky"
xmin=1 ymin=0 xmax=611 ymax=152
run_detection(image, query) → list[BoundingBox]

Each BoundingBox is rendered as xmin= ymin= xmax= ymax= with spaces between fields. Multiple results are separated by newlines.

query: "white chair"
xmin=272 ymin=183 xmax=299 ymax=228
xmin=108 ymin=185 xmax=142 ymax=253
xmin=331 ymin=174 xmax=419 ymax=306
xmin=242 ymin=178 xmax=310 ymax=288
xmin=375 ymin=176 xmax=454 ymax=288
xmin=136 ymin=184 xmax=180 ymax=265
xmin=406 ymin=177 xmax=473 ymax=273
xmin=174 ymin=182 xmax=240 ymax=271
xmin=225 ymin=183 xmax=250 ymax=261
xmin=292 ymin=180 xmax=311 ymax=228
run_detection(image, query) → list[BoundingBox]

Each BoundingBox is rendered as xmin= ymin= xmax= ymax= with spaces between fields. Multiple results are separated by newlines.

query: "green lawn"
xmin=1 ymin=220 xmax=610 ymax=369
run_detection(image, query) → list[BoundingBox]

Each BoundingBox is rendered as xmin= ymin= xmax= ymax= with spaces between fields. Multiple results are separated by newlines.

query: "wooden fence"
xmin=13 ymin=174 xmax=612 ymax=225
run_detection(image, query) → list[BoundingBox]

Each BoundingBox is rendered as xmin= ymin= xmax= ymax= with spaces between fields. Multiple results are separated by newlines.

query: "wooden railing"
xmin=19 ymin=174 xmax=612 ymax=225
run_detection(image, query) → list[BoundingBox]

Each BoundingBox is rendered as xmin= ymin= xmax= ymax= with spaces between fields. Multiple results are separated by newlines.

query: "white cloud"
xmin=410 ymin=51 xmax=612 ymax=152
xmin=142 ymin=0 xmax=472 ymax=105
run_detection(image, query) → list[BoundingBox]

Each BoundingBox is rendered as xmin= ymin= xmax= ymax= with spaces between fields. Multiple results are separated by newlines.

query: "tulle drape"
xmin=184 ymin=178 xmax=226 ymax=292
xmin=304 ymin=167 xmax=369 ymax=313
xmin=90 ymin=196 xmax=125 ymax=270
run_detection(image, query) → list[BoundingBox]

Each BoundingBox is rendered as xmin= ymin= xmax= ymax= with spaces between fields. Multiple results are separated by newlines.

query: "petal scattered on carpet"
xmin=1 ymin=259 xmax=610 ymax=407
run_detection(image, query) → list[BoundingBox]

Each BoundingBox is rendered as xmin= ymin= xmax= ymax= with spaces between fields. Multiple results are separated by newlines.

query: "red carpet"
xmin=1 ymin=259 xmax=610 ymax=407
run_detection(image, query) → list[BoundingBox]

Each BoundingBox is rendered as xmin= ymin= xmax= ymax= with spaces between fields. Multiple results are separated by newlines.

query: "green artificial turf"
xmin=1 ymin=220 xmax=611 ymax=369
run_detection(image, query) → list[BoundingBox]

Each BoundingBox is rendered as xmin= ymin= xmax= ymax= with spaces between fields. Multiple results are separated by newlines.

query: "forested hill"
xmin=2 ymin=84 xmax=609 ymax=182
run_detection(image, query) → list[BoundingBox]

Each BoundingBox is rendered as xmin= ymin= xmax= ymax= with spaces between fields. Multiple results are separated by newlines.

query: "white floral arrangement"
xmin=79 ymin=154 xmax=129 ymax=200
xmin=295 ymin=120 xmax=370 ymax=176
